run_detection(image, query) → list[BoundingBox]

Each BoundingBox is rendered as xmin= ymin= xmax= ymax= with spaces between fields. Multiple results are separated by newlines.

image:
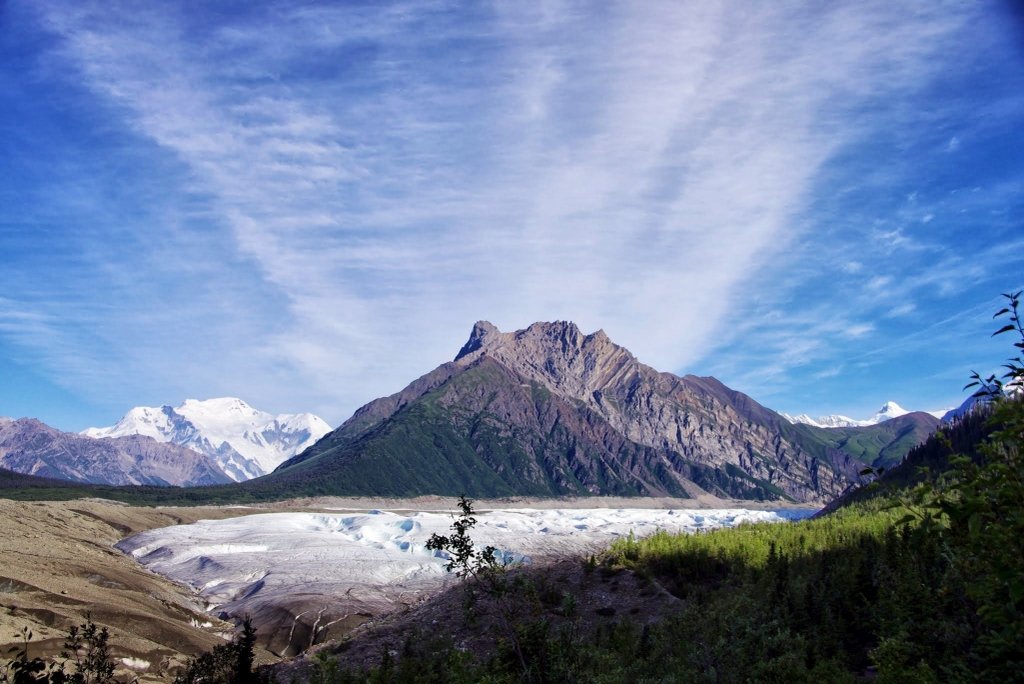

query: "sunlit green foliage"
xmin=609 ymin=503 xmax=899 ymax=582
xmin=601 ymin=502 xmax=972 ymax=680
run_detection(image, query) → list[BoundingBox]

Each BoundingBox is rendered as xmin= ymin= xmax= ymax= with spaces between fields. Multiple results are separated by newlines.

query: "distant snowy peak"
xmin=783 ymin=413 xmax=863 ymax=428
xmin=83 ymin=405 xmax=180 ymax=441
xmin=941 ymin=395 xmax=979 ymax=423
xmin=777 ymin=413 xmax=849 ymax=428
xmin=782 ymin=401 xmax=919 ymax=429
xmin=84 ymin=398 xmax=331 ymax=482
xmin=779 ymin=413 xmax=825 ymax=427
xmin=939 ymin=380 xmax=1024 ymax=423
xmin=867 ymin=401 xmax=909 ymax=424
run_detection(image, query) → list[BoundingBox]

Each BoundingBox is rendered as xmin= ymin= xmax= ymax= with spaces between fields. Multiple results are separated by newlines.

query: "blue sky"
xmin=2 ymin=1 xmax=1022 ymax=432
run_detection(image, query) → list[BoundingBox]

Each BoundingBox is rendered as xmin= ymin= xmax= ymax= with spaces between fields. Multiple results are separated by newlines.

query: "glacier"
xmin=117 ymin=506 xmax=815 ymax=653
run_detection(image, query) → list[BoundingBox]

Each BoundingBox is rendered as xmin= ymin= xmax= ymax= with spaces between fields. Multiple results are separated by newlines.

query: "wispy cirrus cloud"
xmin=1 ymin=0 xmax=1018 ymax=428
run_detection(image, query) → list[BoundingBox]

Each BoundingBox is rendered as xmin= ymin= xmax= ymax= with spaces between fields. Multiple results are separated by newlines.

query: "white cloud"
xmin=845 ymin=324 xmax=875 ymax=339
xmin=812 ymin=366 xmax=844 ymax=380
xmin=17 ymin=0 xmax=984 ymax=423
xmin=887 ymin=303 xmax=917 ymax=318
xmin=866 ymin=276 xmax=893 ymax=291
xmin=872 ymin=227 xmax=915 ymax=252
xmin=841 ymin=261 xmax=864 ymax=274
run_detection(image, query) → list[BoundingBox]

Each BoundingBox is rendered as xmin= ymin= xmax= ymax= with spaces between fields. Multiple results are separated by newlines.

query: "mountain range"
xmin=83 ymin=397 xmax=331 ymax=481
xmin=0 ymin=322 xmax=941 ymax=503
xmin=0 ymin=417 xmax=230 ymax=486
xmin=780 ymin=401 xmax=949 ymax=428
xmin=251 ymin=321 xmax=938 ymax=503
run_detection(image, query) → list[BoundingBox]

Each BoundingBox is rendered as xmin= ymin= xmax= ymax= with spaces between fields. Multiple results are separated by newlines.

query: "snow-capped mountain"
xmin=939 ymin=379 xmax=1023 ymax=422
xmin=781 ymin=401 xmax=946 ymax=429
xmin=83 ymin=398 xmax=332 ymax=481
xmin=867 ymin=401 xmax=910 ymax=424
xmin=940 ymin=395 xmax=981 ymax=423
xmin=783 ymin=412 xmax=863 ymax=428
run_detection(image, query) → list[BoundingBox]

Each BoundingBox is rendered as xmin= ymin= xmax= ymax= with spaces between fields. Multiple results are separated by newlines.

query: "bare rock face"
xmin=452 ymin=321 xmax=843 ymax=501
xmin=0 ymin=418 xmax=231 ymax=486
xmin=272 ymin=321 xmax=935 ymax=504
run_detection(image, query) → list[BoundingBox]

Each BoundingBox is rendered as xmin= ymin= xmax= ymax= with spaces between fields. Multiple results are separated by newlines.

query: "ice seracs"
xmin=84 ymin=398 xmax=331 ymax=481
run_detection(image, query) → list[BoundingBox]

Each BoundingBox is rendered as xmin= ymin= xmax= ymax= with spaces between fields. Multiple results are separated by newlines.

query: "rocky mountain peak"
xmin=275 ymin=319 xmax=939 ymax=503
xmin=521 ymin=319 xmax=582 ymax=340
xmin=455 ymin=320 xmax=500 ymax=360
xmin=452 ymin=320 xmax=636 ymax=395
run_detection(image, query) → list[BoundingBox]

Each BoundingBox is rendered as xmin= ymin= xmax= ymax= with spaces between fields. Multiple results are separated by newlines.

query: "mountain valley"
xmin=0 ymin=322 xmax=940 ymax=504
xmin=0 ymin=317 xmax=1009 ymax=682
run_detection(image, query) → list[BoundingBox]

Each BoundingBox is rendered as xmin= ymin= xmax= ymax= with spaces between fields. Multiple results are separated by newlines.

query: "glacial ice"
xmin=117 ymin=507 xmax=814 ymax=632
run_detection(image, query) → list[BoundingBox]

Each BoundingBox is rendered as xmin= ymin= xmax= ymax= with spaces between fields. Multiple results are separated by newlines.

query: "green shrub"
xmin=2 ymin=618 xmax=119 ymax=684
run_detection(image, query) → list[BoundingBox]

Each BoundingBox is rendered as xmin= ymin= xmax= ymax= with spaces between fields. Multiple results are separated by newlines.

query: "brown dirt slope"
xmin=0 ymin=499 xmax=266 ymax=681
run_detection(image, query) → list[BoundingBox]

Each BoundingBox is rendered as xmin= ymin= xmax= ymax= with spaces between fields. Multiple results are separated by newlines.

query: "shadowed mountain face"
xmin=0 ymin=417 xmax=231 ymax=487
xmin=270 ymin=321 xmax=939 ymax=503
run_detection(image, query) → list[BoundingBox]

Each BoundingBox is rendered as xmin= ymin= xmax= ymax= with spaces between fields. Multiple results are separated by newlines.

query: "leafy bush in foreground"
xmin=1 ymin=618 xmax=118 ymax=684
xmin=2 ymin=617 xmax=261 ymax=684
